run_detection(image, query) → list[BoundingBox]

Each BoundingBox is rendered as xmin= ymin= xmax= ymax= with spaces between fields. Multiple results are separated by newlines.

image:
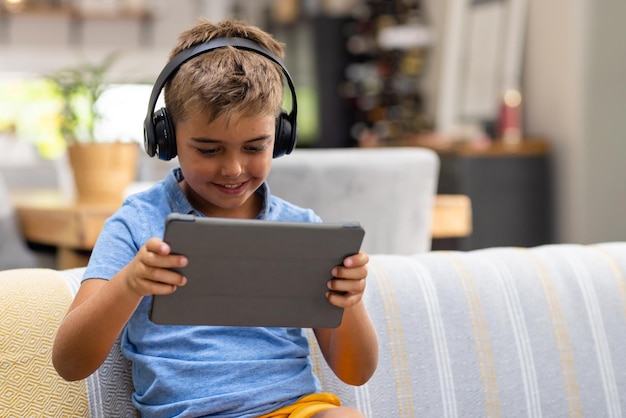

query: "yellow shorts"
xmin=257 ymin=393 xmax=341 ymax=418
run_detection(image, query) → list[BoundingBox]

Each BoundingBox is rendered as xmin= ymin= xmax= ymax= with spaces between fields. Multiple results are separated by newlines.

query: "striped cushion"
xmin=309 ymin=243 xmax=626 ymax=417
xmin=57 ymin=268 xmax=136 ymax=418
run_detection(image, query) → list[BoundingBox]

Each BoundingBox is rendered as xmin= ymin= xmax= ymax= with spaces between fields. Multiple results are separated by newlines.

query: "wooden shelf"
xmin=68 ymin=8 xmax=152 ymax=21
xmin=0 ymin=3 xmax=151 ymax=18
xmin=388 ymin=136 xmax=550 ymax=157
xmin=0 ymin=3 xmax=153 ymax=45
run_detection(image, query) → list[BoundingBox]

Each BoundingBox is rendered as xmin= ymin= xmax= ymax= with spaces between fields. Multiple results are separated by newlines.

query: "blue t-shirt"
xmin=84 ymin=168 xmax=323 ymax=417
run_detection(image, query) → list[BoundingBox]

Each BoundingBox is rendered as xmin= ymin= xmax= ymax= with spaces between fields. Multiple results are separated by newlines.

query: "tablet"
xmin=149 ymin=213 xmax=365 ymax=328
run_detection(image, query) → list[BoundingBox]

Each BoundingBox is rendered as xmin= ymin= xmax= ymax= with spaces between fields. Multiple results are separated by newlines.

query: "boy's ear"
xmin=273 ymin=110 xmax=297 ymax=158
xmin=145 ymin=107 xmax=178 ymax=161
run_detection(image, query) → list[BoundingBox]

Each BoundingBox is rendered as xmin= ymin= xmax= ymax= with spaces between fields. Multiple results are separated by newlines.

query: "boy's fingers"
xmin=145 ymin=237 xmax=170 ymax=254
xmin=344 ymin=251 xmax=369 ymax=268
xmin=332 ymin=265 xmax=368 ymax=280
xmin=140 ymin=240 xmax=187 ymax=268
xmin=327 ymin=278 xmax=366 ymax=294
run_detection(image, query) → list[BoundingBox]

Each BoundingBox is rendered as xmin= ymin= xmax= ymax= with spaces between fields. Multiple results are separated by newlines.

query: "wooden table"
xmin=10 ymin=190 xmax=117 ymax=269
xmin=11 ymin=190 xmax=472 ymax=269
xmin=431 ymin=194 xmax=472 ymax=239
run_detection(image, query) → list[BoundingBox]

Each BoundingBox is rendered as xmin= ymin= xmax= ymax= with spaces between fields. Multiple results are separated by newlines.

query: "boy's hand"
xmin=326 ymin=251 xmax=369 ymax=308
xmin=122 ymin=237 xmax=188 ymax=297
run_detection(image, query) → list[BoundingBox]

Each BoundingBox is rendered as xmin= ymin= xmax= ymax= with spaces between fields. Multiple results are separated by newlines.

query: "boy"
xmin=52 ymin=18 xmax=378 ymax=417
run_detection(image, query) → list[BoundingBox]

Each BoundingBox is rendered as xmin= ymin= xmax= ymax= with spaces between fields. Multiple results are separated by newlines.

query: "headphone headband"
xmin=144 ymin=37 xmax=298 ymax=160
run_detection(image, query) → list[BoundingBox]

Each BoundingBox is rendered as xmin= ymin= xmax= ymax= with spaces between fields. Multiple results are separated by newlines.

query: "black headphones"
xmin=143 ymin=37 xmax=298 ymax=161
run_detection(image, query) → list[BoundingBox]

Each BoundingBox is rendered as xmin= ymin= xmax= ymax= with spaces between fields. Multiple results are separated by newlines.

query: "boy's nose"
xmin=220 ymin=156 xmax=243 ymax=178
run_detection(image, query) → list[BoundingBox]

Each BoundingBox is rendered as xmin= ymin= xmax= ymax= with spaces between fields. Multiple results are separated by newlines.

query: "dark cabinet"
xmin=434 ymin=140 xmax=553 ymax=250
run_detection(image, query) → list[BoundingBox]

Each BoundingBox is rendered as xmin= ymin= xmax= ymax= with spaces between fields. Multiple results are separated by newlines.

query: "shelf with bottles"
xmin=263 ymin=0 xmax=433 ymax=148
xmin=339 ymin=0 xmax=433 ymax=147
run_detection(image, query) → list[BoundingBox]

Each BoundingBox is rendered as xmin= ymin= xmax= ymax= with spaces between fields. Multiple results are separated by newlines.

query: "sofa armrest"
xmin=0 ymin=268 xmax=89 ymax=416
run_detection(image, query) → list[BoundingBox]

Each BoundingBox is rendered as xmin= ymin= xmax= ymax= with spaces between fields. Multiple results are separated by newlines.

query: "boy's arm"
xmin=52 ymin=238 xmax=188 ymax=381
xmin=313 ymin=251 xmax=379 ymax=386
xmin=52 ymin=275 xmax=141 ymax=381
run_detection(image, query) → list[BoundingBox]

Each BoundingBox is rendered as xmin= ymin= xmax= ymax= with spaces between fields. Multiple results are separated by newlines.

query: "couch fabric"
xmin=268 ymin=147 xmax=440 ymax=255
xmin=2 ymin=242 xmax=625 ymax=417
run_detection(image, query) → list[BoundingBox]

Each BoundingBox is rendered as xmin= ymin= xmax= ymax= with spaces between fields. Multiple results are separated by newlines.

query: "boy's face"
xmin=175 ymin=111 xmax=275 ymax=218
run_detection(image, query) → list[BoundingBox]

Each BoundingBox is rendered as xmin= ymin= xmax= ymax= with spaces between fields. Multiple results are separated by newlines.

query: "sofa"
xmin=2 ymin=242 xmax=625 ymax=417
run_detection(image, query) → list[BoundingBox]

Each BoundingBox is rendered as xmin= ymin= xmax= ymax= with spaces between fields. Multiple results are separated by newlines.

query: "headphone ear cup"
xmin=273 ymin=111 xmax=297 ymax=158
xmin=144 ymin=112 xmax=157 ymax=158
xmin=153 ymin=108 xmax=177 ymax=161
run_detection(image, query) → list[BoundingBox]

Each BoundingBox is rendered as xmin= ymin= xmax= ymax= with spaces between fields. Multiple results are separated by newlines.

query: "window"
xmin=0 ymin=75 xmax=153 ymax=158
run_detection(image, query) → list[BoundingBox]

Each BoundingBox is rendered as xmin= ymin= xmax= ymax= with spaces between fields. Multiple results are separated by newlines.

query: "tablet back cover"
xmin=149 ymin=214 xmax=364 ymax=328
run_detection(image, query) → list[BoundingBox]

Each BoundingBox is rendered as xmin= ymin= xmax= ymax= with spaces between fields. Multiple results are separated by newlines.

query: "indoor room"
xmin=1 ymin=0 xmax=625 ymax=417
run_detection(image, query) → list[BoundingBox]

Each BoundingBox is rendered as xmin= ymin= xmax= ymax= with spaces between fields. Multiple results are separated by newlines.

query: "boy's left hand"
xmin=326 ymin=251 xmax=369 ymax=308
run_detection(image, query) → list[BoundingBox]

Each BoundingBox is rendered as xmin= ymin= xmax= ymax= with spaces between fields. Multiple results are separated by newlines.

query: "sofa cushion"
xmin=58 ymin=268 xmax=136 ymax=418
xmin=0 ymin=268 xmax=89 ymax=416
xmin=267 ymin=147 xmax=440 ymax=255
xmin=307 ymin=243 xmax=626 ymax=416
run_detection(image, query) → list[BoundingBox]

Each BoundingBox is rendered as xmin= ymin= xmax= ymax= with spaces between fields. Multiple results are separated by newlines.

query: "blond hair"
xmin=164 ymin=19 xmax=286 ymax=126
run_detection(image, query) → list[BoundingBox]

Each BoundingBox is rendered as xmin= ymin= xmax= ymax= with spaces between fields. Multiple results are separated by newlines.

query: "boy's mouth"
xmin=221 ymin=183 xmax=243 ymax=189
xmin=215 ymin=181 xmax=248 ymax=193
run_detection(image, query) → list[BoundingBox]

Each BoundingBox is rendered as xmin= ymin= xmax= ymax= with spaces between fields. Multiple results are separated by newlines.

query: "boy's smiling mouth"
xmin=215 ymin=181 xmax=249 ymax=193
xmin=221 ymin=183 xmax=243 ymax=189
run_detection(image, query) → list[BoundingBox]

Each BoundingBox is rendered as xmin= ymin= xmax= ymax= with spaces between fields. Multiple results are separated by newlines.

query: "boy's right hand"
xmin=122 ymin=237 xmax=188 ymax=297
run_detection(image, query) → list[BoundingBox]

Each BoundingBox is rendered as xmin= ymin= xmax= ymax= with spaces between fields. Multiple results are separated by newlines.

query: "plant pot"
xmin=67 ymin=142 xmax=139 ymax=205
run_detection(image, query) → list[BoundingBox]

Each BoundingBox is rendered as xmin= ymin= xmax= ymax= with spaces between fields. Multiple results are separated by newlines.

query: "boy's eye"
xmin=245 ymin=144 xmax=268 ymax=153
xmin=194 ymin=143 xmax=268 ymax=156
xmin=196 ymin=148 xmax=219 ymax=156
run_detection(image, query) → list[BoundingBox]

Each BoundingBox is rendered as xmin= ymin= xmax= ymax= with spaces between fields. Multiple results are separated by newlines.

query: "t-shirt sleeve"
xmin=82 ymin=201 xmax=151 ymax=282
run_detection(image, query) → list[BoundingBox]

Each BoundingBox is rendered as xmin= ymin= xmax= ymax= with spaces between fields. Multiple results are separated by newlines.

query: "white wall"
xmin=523 ymin=0 xmax=626 ymax=244
xmin=582 ymin=1 xmax=626 ymax=243
xmin=522 ymin=0 xmax=587 ymax=243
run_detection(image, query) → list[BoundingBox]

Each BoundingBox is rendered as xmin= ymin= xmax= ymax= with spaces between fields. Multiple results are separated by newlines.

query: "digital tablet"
xmin=149 ymin=213 xmax=365 ymax=328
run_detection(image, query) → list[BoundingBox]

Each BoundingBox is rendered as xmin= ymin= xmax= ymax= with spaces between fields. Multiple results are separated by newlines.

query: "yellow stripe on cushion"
xmin=524 ymin=250 xmax=582 ymax=418
xmin=371 ymin=260 xmax=415 ymax=418
xmin=257 ymin=393 xmax=340 ymax=418
xmin=447 ymin=254 xmax=501 ymax=418
xmin=0 ymin=268 xmax=89 ymax=417
xmin=594 ymin=247 xmax=626 ymax=331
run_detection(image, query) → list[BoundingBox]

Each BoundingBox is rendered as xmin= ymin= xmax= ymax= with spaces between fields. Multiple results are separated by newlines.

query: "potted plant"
xmin=47 ymin=52 xmax=139 ymax=205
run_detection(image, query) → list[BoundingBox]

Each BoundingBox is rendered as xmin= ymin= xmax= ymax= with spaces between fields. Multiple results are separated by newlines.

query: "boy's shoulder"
xmin=122 ymin=168 xmax=190 ymax=216
xmin=122 ymin=181 xmax=171 ymax=215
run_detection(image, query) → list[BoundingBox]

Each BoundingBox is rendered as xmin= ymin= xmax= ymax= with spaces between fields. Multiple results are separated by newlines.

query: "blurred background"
xmin=1 ymin=0 xmax=625 ymax=248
